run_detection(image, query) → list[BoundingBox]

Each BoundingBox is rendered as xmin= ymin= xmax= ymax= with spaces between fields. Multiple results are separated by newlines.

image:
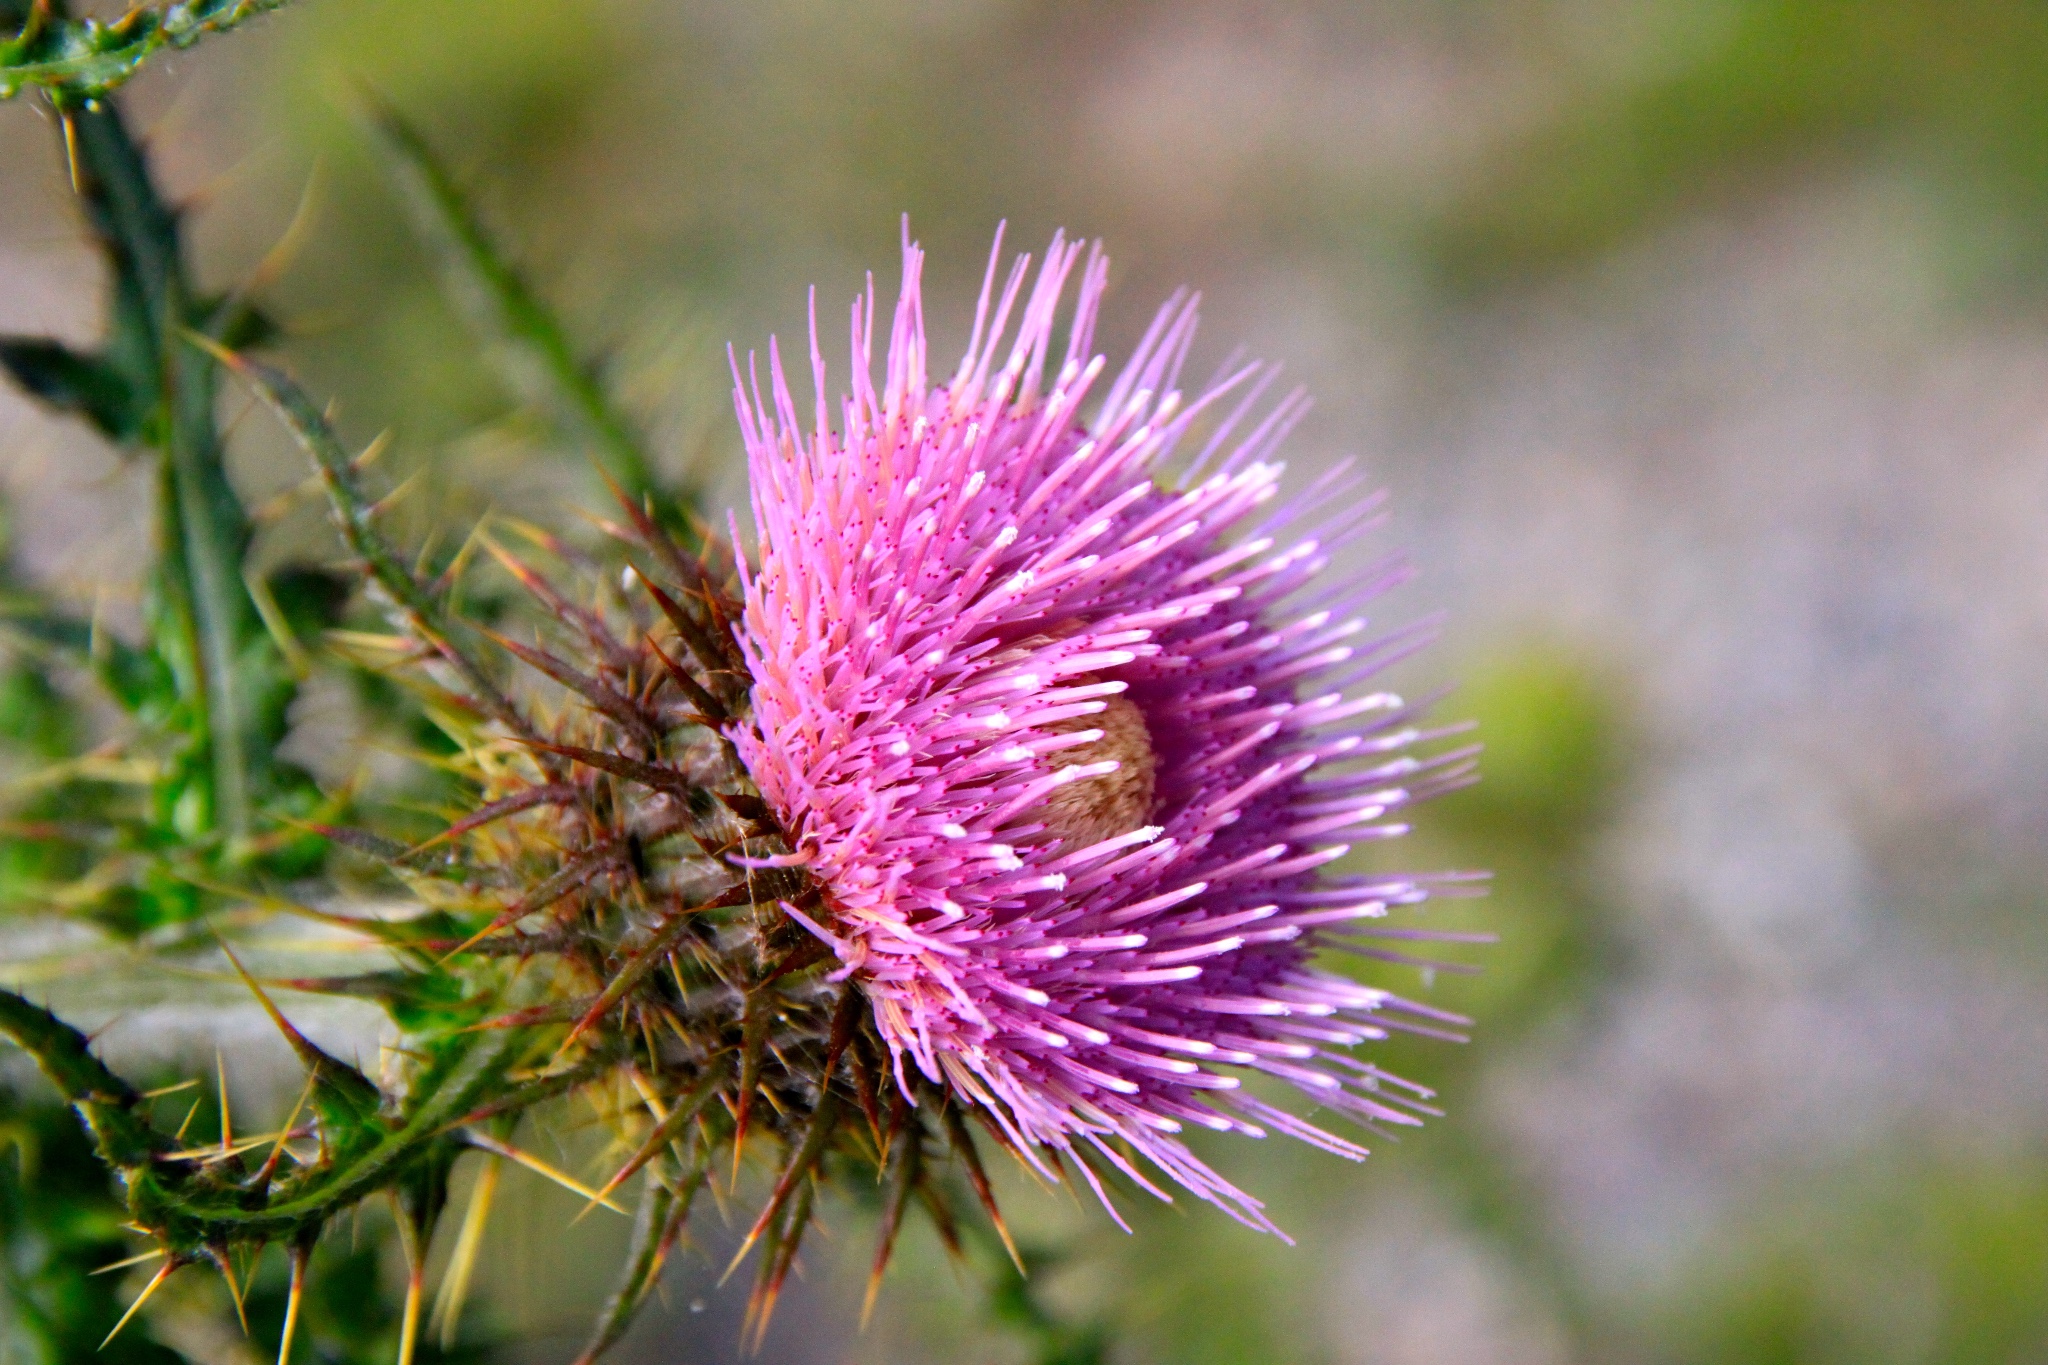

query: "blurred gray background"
xmin=4 ymin=2 xmax=2048 ymax=1362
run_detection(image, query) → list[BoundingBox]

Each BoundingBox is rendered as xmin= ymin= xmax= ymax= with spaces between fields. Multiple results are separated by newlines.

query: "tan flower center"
xmin=1036 ymin=691 xmax=1157 ymax=848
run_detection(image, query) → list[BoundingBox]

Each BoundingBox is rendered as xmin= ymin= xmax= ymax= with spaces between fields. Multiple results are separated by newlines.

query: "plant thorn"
xmin=100 ymin=1259 xmax=177 ymax=1349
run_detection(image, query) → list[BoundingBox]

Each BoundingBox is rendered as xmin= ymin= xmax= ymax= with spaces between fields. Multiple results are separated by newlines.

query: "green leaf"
xmin=0 ymin=337 xmax=146 ymax=440
xmin=275 ymin=969 xmax=480 ymax=1034
xmin=24 ymin=89 xmax=326 ymax=863
xmin=0 ymin=589 xmax=170 ymax=713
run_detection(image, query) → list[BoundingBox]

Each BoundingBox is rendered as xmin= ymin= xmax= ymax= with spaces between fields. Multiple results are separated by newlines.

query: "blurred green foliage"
xmin=1666 ymin=1154 xmax=2048 ymax=1365
xmin=1424 ymin=1 xmax=2048 ymax=298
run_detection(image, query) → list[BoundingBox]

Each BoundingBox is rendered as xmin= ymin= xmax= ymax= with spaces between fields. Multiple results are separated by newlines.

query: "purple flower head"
xmin=732 ymin=227 xmax=1478 ymax=1234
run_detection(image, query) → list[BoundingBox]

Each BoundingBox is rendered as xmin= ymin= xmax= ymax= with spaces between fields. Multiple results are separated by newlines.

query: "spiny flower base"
xmin=0 ymin=363 xmax=1035 ymax=1363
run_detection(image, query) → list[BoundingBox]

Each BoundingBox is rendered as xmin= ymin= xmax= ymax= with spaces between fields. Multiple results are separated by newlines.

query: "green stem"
xmin=0 ymin=989 xmax=165 ymax=1170
xmin=0 ymin=0 xmax=296 ymax=103
xmin=144 ymin=1024 xmax=520 ymax=1244
xmin=64 ymin=93 xmax=261 ymax=837
xmin=206 ymin=346 xmax=556 ymax=761
xmin=0 ymin=983 xmax=596 ymax=1259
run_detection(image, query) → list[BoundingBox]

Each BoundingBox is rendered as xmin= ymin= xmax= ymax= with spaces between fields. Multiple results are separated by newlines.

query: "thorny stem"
xmin=0 ymin=1 xmax=297 ymax=104
xmin=0 ymin=982 xmax=556 ymax=1245
xmin=199 ymin=341 xmax=562 ymax=769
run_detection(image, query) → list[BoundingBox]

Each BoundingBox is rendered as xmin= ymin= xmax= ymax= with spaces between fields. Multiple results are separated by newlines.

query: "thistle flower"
xmin=733 ymin=228 xmax=1481 ymax=1233
xmin=1 ymin=153 xmax=1482 ymax=1357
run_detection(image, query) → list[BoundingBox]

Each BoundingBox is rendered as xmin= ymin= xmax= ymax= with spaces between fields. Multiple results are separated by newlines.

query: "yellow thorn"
xmin=259 ymin=1073 xmax=318 ymax=1181
xmin=988 ymin=1209 xmax=1025 ymax=1277
xmin=175 ymin=1096 xmax=201 ymax=1142
xmin=721 ymin=1189 xmax=786 ymax=1288
xmin=243 ymin=158 xmax=323 ymax=297
xmin=352 ymin=428 xmax=394 ymax=471
xmin=628 ymin=1070 xmax=670 ymax=1122
xmin=90 ymin=1247 xmax=165 ymax=1276
xmin=245 ymin=565 xmax=313 ymax=679
xmin=216 ymin=1247 xmax=250 ymax=1336
xmin=217 ymin=1049 xmax=233 ymax=1155
xmin=411 ymin=523 xmax=445 ymax=581
xmin=397 ymin=1266 xmax=423 ymax=1365
xmin=250 ymin=472 xmax=326 ymax=525
xmin=278 ymin=1249 xmax=306 ymax=1365
xmin=431 ymin=514 xmax=493 ymax=601
xmin=179 ymin=328 xmax=237 ymax=371
xmin=429 ymin=1155 xmax=500 ymax=1350
xmin=719 ymin=1235 xmax=754 ymax=1288
xmin=569 ymin=1183 xmax=614 ymax=1228
xmin=461 ymin=1131 xmax=628 ymax=1214
xmin=101 ymin=1260 xmax=176 ymax=1349
xmin=367 ymin=469 xmax=425 ymax=520
xmin=576 ymin=1062 xmax=726 ymax=1223
xmin=141 ymin=1079 xmax=200 ymax=1100
xmin=60 ymin=109 xmax=81 ymax=196
xmin=163 ymin=1134 xmax=281 ymax=1162
xmin=437 ymin=917 xmax=513 ymax=964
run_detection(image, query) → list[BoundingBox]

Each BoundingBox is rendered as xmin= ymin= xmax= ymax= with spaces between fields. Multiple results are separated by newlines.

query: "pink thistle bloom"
xmin=731 ymin=228 xmax=1480 ymax=1234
